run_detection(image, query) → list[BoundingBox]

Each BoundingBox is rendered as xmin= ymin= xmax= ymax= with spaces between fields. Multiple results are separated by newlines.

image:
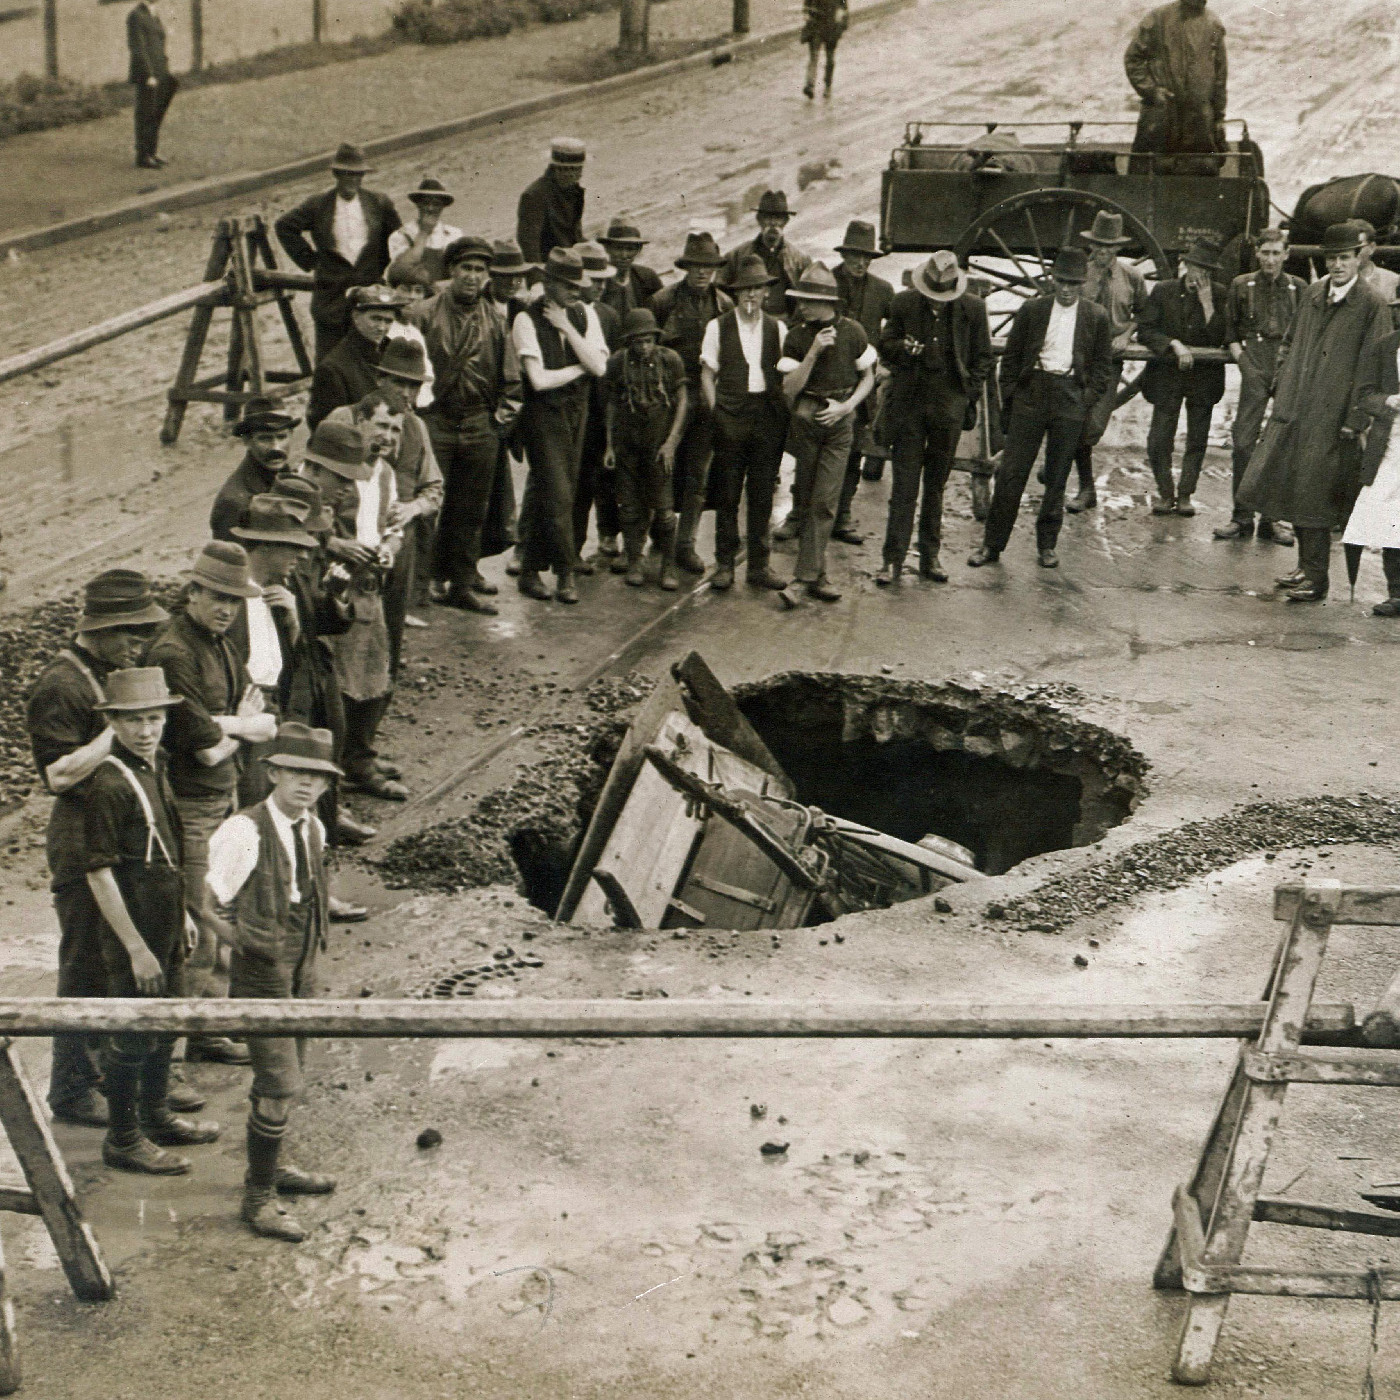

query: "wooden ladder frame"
xmin=1156 ymin=880 xmax=1400 ymax=1384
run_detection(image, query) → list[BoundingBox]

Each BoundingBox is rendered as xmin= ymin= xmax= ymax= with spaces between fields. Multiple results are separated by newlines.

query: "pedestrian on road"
xmin=516 ymin=138 xmax=586 ymax=267
xmin=1216 ymin=227 xmax=1302 ymax=543
xmin=649 ymin=231 xmax=734 ymax=575
xmin=572 ymin=241 xmax=625 ymax=569
xmin=776 ymin=263 xmax=877 ymax=606
xmin=605 ymin=308 xmax=688 ymax=589
xmin=969 ymin=247 xmax=1113 ymax=572
xmin=206 ymin=722 xmax=342 ymax=1242
xmin=1344 ymin=304 xmax=1400 ymax=615
xmin=82 ymin=667 xmax=221 ymax=1176
xmin=305 ymin=283 xmax=405 ymax=430
xmin=600 ymin=219 xmax=663 ymax=318
xmin=386 ymin=178 xmax=462 ymax=291
xmin=700 ymin=255 xmax=791 ymax=594
xmin=1137 ymin=236 xmax=1230 ymax=517
xmin=721 ymin=191 xmax=812 ymax=323
xmin=127 ymin=0 xmax=177 ymax=169
xmin=876 ymin=250 xmax=993 ymax=586
xmin=210 ymin=398 xmax=301 ymax=542
xmin=1240 ymin=222 xmax=1391 ymax=602
xmin=1072 ymin=211 xmax=1150 ymax=514
xmin=1124 ymin=0 xmax=1228 ymax=171
xmin=275 ymin=145 xmax=403 ymax=364
xmin=800 ymin=0 xmax=848 ymax=98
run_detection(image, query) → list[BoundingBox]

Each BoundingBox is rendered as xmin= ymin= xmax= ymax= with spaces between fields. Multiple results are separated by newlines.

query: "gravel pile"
xmin=998 ymin=794 xmax=1400 ymax=933
xmin=0 ymin=594 xmax=83 ymax=811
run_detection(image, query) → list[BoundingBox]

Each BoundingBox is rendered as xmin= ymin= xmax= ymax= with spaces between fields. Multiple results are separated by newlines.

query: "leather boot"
xmin=874 ymin=561 xmax=900 ymax=587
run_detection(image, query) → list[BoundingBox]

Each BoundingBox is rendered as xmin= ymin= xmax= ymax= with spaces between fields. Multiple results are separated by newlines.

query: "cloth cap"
xmin=443 ymin=234 xmax=493 ymax=270
xmin=231 ymin=495 xmax=319 ymax=549
xmin=573 ymin=240 xmax=617 ymax=279
xmin=1050 ymin=246 xmax=1089 ymax=283
xmin=550 ymin=137 xmax=586 ymax=166
xmin=912 ymin=249 xmax=968 ymax=302
xmin=233 ymin=395 xmax=300 ymax=437
xmin=96 ymin=667 xmax=183 ymax=713
xmin=377 ymin=337 xmax=429 ymax=383
xmin=755 ymin=190 xmax=792 ymax=217
xmin=601 ymin=218 xmax=647 ymax=246
xmin=675 ymin=230 xmax=725 ymax=269
xmin=620 ymin=308 xmax=661 ymax=341
xmin=542 ymin=247 xmax=588 ymax=286
xmin=407 ymin=176 xmax=454 ymax=206
xmin=835 ymin=220 xmax=884 ymax=257
xmin=302 ymin=419 xmax=372 ymax=482
xmin=188 ymin=540 xmax=262 ymax=598
xmin=264 ymin=721 xmax=343 ymax=775
xmin=348 ymin=283 xmax=408 ymax=312
xmin=786 ymin=262 xmax=841 ymax=302
xmin=78 ymin=568 xmax=169 ymax=633
xmin=329 ymin=141 xmax=372 ymax=173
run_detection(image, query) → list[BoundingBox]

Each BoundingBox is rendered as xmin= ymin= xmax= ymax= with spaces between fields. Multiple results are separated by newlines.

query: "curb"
xmin=0 ymin=0 xmax=914 ymax=261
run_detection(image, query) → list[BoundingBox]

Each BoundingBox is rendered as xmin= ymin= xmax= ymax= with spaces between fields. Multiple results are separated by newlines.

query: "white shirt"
xmin=385 ymin=320 xmax=435 ymax=409
xmin=332 ymin=192 xmax=369 ymax=267
xmin=512 ymin=303 xmax=609 ymax=367
xmin=386 ymin=219 xmax=463 ymax=265
xmin=243 ymin=593 xmax=283 ymax=688
xmin=1038 ymin=298 xmax=1079 ymax=374
xmin=355 ymin=466 xmax=384 ymax=547
xmin=1328 ymin=276 xmax=1359 ymax=306
xmin=206 ymin=800 xmax=325 ymax=907
xmin=700 ymin=312 xmax=787 ymax=392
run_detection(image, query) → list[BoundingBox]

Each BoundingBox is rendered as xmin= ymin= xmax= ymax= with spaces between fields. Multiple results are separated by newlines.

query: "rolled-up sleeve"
xmin=699 ymin=320 xmax=721 ymax=376
xmin=205 ymin=814 xmax=261 ymax=908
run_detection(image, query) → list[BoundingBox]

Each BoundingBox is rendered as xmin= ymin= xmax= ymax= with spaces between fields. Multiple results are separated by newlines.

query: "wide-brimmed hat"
xmin=549 ymin=137 xmax=586 ymax=167
xmin=1080 ymin=210 xmax=1132 ymax=247
xmin=302 ymin=420 xmax=371 ymax=482
xmin=188 ymin=540 xmax=262 ymax=599
xmin=407 ymin=176 xmax=454 ymax=207
xmin=675 ymin=231 xmax=724 ymax=269
xmin=232 ymin=495 xmax=319 ymax=549
xmin=1181 ymin=236 xmax=1223 ymax=271
xmin=489 ymin=238 xmax=536 ymax=274
xmin=233 ymin=395 xmax=300 ymax=438
xmin=263 ymin=721 xmax=343 ymax=776
xmin=725 ymin=252 xmax=777 ymax=291
xmin=1323 ymin=222 xmax=1366 ymax=255
xmin=542 ymin=246 xmax=588 ymax=286
xmin=77 ymin=568 xmax=169 ymax=633
xmin=96 ymin=667 xmax=183 ymax=713
xmin=912 ymin=250 xmax=967 ymax=302
xmin=601 ymin=218 xmax=647 ymax=248
xmin=620 ymin=308 xmax=661 ymax=341
xmin=754 ymin=190 xmax=792 ymax=218
xmin=271 ymin=472 xmax=333 ymax=533
xmin=573 ymin=240 xmax=617 ymax=281
xmin=443 ymin=234 xmax=493 ymax=270
xmin=377 ymin=337 xmax=428 ymax=383
xmin=329 ymin=141 xmax=373 ymax=174
xmin=786 ymin=263 xmax=841 ymax=302
xmin=1050 ymin=246 xmax=1089 ymax=283
xmin=348 ymin=283 xmax=408 ymax=312
xmin=835 ymin=220 xmax=885 ymax=258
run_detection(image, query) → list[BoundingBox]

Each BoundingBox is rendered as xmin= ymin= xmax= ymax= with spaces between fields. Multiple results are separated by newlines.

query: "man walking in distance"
xmin=513 ymin=247 xmax=609 ymax=604
xmin=721 ymin=192 xmax=813 ymax=320
xmin=206 ymin=723 xmax=342 ymax=1242
xmin=1071 ymin=211 xmax=1150 ymax=514
xmin=81 ymin=667 xmax=221 ymax=1175
xmin=516 ymin=139 xmax=586 ymax=266
xmin=386 ymin=178 xmax=462 ymax=291
xmin=1240 ymin=222 xmax=1391 ymax=602
xmin=701 ymin=255 xmax=792 ymax=594
xmin=1138 ymin=237 xmax=1230 ymax=517
xmin=1215 ymin=228 xmax=1303 ymax=542
xmin=876 ymin=250 xmax=993 ymax=586
xmin=210 ymin=398 xmax=301 ymax=542
xmin=800 ymin=0 xmax=848 ymax=99
xmin=776 ymin=264 xmax=877 ymax=606
xmin=969 ymin=247 xmax=1114 ymax=571
xmin=604 ymin=309 xmax=688 ymax=590
xmin=306 ymin=284 xmax=404 ymax=429
xmin=572 ymin=241 xmax=625 ymax=570
xmin=650 ymin=232 xmax=734 ymax=575
xmin=600 ymin=219 xmax=663 ymax=318
xmin=1124 ymin=0 xmax=1227 ymax=169
xmin=127 ymin=0 xmax=176 ymax=169
xmin=406 ymin=236 xmax=522 ymax=614
xmin=276 ymin=144 xmax=402 ymax=364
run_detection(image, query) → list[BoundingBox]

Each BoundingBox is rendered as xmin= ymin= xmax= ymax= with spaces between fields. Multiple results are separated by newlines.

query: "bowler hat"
xmin=1181 ymin=236 xmax=1224 ymax=271
xmin=675 ymin=231 xmax=725 ymax=269
xmin=620 ymin=308 xmax=661 ymax=341
xmin=302 ymin=419 xmax=372 ymax=482
xmin=1080 ymin=210 xmax=1132 ymax=246
xmin=1050 ymin=246 xmax=1089 ymax=283
xmin=263 ymin=721 xmax=344 ymax=776
xmin=601 ymin=218 xmax=647 ymax=247
xmin=489 ymin=238 xmax=537 ymax=274
xmin=329 ymin=141 xmax=373 ymax=174
xmin=549 ymin=137 xmax=587 ymax=167
xmin=407 ymin=176 xmax=454 ymax=207
xmin=443 ymin=234 xmax=493 ymax=270
xmin=1323 ymin=222 xmax=1366 ymax=254
xmin=725 ymin=253 xmax=777 ymax=291
xmin=835 ymin=220 xmax=885 ymax=258
xmin=232 ymin=495 xmax=319 ymax=549
xmin=912 ymin=250 xmax=967 ymax=302
xmin=377 ymin=337 xmax=429 ymax=383
xmin=573 ymin=240 xmax=617 ymax=280
xmin=786 ymin=262 xmax=841 ymax=302
xmin=542 ymin=246 xmax=588 ymax=286
xmin=271 ymin=472 xmax=333 ymax=533
xmin=754 ymin=190 xmax=792 ymax=218
xmin=349 ymin=284 xmax=408 ymax=311
xmin=96 ymin=667 xmax=183 ymax=713
xmin=233 ymin=395 xmax=300 ymax=437
xmin=77 ymin=568 xmax=169 ymax=633
xmin=188 ymin=540 xmax=262 ymax=599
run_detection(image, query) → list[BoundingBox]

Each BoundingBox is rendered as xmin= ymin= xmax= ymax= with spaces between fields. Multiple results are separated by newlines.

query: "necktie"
xmin=292 ymin=818 xmax=311 ymax=907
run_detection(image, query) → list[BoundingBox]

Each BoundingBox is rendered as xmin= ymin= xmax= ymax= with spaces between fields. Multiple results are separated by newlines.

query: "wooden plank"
xmin=1273 ymin=882 xmax=1400 ymax=926
xmin=672 ymin=652 xmax=792 ymax=790
xmin=0 ymin=1043 xmax=111 ymax=1302
xmin=0 ymin=1188 xmax=38 ymax=1219
xmin=1243 ymin=1047 xmax=1400 ymax=1086
xmin=1253 ymin=1196 xmax=1400 ymax=1238
xmin=0 ymin=1211 xmax=20 ymax=1396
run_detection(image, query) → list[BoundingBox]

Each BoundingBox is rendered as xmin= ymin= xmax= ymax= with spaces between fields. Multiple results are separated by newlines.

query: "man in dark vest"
xmin=305 ymin=284 xmax=404 ymax=430
xmin=720 ymin=191 xmax=812 ymax=320
xmin=516 ymin=138 xmax=586 ymax=266
xmin=210 ymin=398 xmax=301 ymax=542
xmin=275 ymin=144 xmax=402 ymax=364
xmin=876 ymin=250 xmax=993 ymax=585
xmin=600 ymin=219 xmax=663 ymax=318
xmin=701 ymin=254 xmax=791 ymax=593
xmin=572 ymin=241 xmax=625 ymax=568
xmin=127 ymin=0 xmax=177 ymax=169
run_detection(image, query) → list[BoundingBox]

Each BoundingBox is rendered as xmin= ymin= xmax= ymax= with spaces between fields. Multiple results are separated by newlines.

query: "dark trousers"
xmin=711 ymin=397 xmax=788 ymax=572
xmin=1231 ymin=342 xmax=1281 ymax=524
xmin=574 ymin=397 xmax=622 ymax=554
xmin=1073 ymin=362 xmax=1123 ymax=493
xmin=983 ymin=375 xmax=1085 ymax=554
xmin=48 ymin=881 xmax=108 ymax=1110
xmin=343 ymin=694 xmax=390 ymax=782
xmin=383 ymin=528 xmax=415 ymax=680
xmin=311 ymin=304 xmax=352 ymax=365
xmin=520 ymin=393 xmax=587 ymax=576
xmin=1384 ymin=550 xmax=1400 ymax=599
xmin=614 ymin=429 xmax=676 ymax=561
xmin=788 ymin=399 xmax=856 ymax=583
xmin=1147 ymin=387 xmax=1217 ymax=503
xmin=883 ymin=390 xmax=966 ymax=565
xmin=1296 ymin=526 xmax=1332 ymax=591
xmin=427 ymin=411 xmax=499 ymax=593
xmin=133 ymin=74 xmax=177 ymax=161
xmin=673 ymin=396 xmax=714 ymax=546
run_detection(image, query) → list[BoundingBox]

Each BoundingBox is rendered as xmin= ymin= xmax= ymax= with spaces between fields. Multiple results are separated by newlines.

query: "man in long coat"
xmin=1124 ymin=0 xmax=1227 ymax=169
xmin=516 ymin=139 xmax=586 ymax=266
xmin=1239 ymin=222 xmax=1391 ymax=602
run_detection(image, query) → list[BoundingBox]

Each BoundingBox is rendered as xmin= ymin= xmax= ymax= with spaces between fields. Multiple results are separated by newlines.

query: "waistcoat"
xmin=230 ymin=802 xmax=327 ymax=967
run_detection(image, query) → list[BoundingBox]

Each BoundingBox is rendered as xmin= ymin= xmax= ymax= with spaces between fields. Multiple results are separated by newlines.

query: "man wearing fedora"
xmin=486 ymin=240 xmax=535 ymax=577
xmin=721 ymin=192 xmax=812 ymax=321
xmin=1240 ymin=222 xmax=1392 ymax=602
xmin=649 ymin=231 xmax=734 ymax=575
xmin=700 ymin=253 xmax=791 ymax=592
xmin=210 ymin=398 xmax=302 ymax=543
xmin=306 ymin=283 xmax=406 ymax=431
xmin=276 ymin=144 xmax=402 ymax=364
xmin=206 ymin=722 xmax=343 ymax=1241
xmin=1138 ymin=237 xmax=1231 ymax=516
xmin=776 ymin=263 xmax=878 ymax=604
xmin=1073 ymin=211 xmax=1151 ymax=514
xmin=572 ymin=241 xmax=625 ymax=568
xmin=970 ymin=247 xmax=1114 ymax=571
xmin=386 ymin=178 xmax=462 ymax=292
xmin=604 ymin=308 xmax=688 ymax=588
xmin=600 ymin=219 xmax=663 ymax=319
xmin=876 ymin=249 xmax=993 ymax=586
xmin=82 ymin=666 xmax=222 ymax=1175
xmin=406 ymin=236 xmax=522 ymax=614
xmin=516 ymin=138 xmax=587 ymax=267
xmin=513 ymin=247 xmax=609 ymax=603
xmin=127 ymin=0 xmax=177 ymax=169
xmin=146 ymin=542 xmax=276 ymax=1065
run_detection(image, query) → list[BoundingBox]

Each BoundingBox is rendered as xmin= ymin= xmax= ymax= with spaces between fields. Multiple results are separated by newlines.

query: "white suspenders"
xmin=100 ymin=755 xmax=177 ymax=869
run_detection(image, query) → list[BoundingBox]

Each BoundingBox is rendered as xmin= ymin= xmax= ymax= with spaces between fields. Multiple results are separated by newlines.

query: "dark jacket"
xmin=601 ymin=264 xmax=664 ymax=319
xmin=834 ymin=265 xmax=895 ymax=343
xmin=1138 ymin=277 xmax=1230 ymax=406
xmin=306 ymin=328 xmax=381 ymax=430
xmin=649 ymin=282 xmax=734 ymax=381
xmin=997 ymin=295 xmax=1114 ymax=412
xmin=1356 ymin=329 xmax=1400 ymax=487
xmin=210 ymin=453 xmax=281 ymax=542
xmin=879 ymin=288 xmax=994 ymax=404
xmin=720 ymin=236 xmax=813 ymax=319
xmin=1124 ymin=0 xmax=1227 ymax=156
xmin=274 ymin=190 xmax=401 ymax=327
xmin=515 ymin=171 xmax=584 ymax=265
xmin=127 ymin=1 xmax=170 ymax=83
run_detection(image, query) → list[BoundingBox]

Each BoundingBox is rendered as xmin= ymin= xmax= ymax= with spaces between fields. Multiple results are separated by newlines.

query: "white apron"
xmin=1344 ymin=346 xmax=1400 ymax=550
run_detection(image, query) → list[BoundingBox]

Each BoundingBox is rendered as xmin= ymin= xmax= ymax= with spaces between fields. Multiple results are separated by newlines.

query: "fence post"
xmin=732 ymin=0 xmax=749 ymax=36
xmin=312 ymin=0 xmax=325 ymax=43
xmin=617 ymin=0 xmax=648 ymax=55
xmin=43 ymin=0 xmax=58 ymax=79
xmin=190 ymin=0 xmax=204 ymax=71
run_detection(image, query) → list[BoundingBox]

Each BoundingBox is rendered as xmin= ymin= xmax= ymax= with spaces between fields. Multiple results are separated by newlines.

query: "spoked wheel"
xmin=953 ymin=189 xmax=1171 ymax=337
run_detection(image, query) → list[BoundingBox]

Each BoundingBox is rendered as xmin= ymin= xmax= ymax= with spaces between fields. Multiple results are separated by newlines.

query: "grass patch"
xmin=521 ymin=32 xmax=729 ymax=86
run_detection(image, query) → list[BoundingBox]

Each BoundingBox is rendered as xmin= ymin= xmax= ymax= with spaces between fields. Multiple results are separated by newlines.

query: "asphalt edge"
xmin=0 ymin=0 xmax=915 ymax=261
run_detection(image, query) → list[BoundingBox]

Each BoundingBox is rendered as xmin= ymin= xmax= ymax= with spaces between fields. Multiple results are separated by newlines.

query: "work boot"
xmin=1374 ymin=599 xmax=1400 ymax=617
xmin=328 ymin=894 xmax=368 ymax=923
xmin=505 ymin=549 xmax=523 ymax=578
xmin=241 ymin=1190 xmax=307 ymax=1243
xmin=141 ymin=1113 xmax=221 ymax=1147
xmin=860 ymin=456 xmax=885 ymax=482
xmin=772 ymin=514 xmax=801 ymax=543
xmin=166 ymin=1066 xmax=205 ymax=1115
xmin=347 ymin=771 xmax=408 ymax=801
xmin=966 ymin=546 xmax=1000 ymax=568
xmin=1214 ymin=520 xmax=1254 ymax=540
xmin=334 ymin=812 xmax=377 ymax=845
xmin=1286 ymin=582 xmax=1328 ymax=603
xmin=624 ymin=557 xmax=646 ymax=587
xmin=517 ymin=571 xmax=551 ymax=601
xmin=1037 ymin=548 xmax=1060 ymax=569
xmin=1258 ymin=521 xmax=1295 ymax=546
xmin=918 ymin=551 xmax=948 ymax=583
xmin=675 ymin=544 xmax=706 ymax=574
xmin=597 ymin=534 xmax=621 ymax=558
xmin=574 ymin=557 xmax=596 ymax=576
xmin=186 ymin=1037 xmax=251 ymax=1065
xmin=1175 ymin=496 xmax=1196 ymax=517
xmin=1064 ymin=487 xmax=1097 ymax=514
xmin=746 ymin=567 xmax=789 ymax=590
xmin=831 ymin=526 xmax=864 ymax=546
xmin=1274 ymin=568 xmax=1306 ymax=590
xmin=275 ymin=1165 xmax=337 ymax=1196
xmin=448 ymin=587 xmax=497 ymax=616
xmin=104 ymin=1135 xmax=190 ymax=1175
xmin=874 ymin=562 xmax=901 ymax=587
xmin=554 ymin=573 xmax=580 ymax=605
xmin=51 ymin=1090 xmax=109 ymax=1128
xmin=659 ymin=562 xmax=680 ymax=591
xmin=610 ymin=553 xmax=631 ymax=574
xmin=807 ymin=579 xmax=842 ymax=602
xmin=1151 ymin=496 xmax=1176 ymax=515
xmin=469 ymin=569 xmax=499 ymax=596
xmin=711 ymin=565 xmax=735 ymax=591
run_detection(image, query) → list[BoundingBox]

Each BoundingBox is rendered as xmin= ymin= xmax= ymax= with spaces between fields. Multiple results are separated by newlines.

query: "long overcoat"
xmin=1238 ymin=279 xmax=1391 ymax=529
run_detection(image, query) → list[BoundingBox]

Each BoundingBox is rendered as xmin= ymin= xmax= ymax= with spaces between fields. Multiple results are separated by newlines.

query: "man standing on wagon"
xmin=1124 ymin=0 xmax=1228 ymax=168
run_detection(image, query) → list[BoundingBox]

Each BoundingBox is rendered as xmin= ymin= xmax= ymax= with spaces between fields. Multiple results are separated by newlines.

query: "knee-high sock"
xmin=245 ymin=1108 xmax=286 ymax=1194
